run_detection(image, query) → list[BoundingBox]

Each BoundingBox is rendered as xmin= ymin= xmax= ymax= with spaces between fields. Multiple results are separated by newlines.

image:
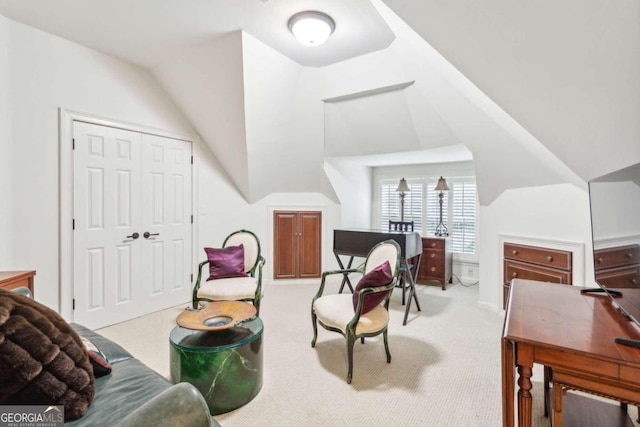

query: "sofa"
xmin=67 ymin=324 xmax=219 ymax=427
xmin=1 ymin=287 xmax=219 ymax=427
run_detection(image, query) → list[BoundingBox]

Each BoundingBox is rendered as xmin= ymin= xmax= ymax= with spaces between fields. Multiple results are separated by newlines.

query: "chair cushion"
xmin=205 ymin=245 xmax=249 ymax=280
xmin=197 ymin=276 xmax=258 ymax=301
xmin=352 ymin=261 xmax=392 ymax=313
xmin=314 ymin=294 xmax=389 ymax=335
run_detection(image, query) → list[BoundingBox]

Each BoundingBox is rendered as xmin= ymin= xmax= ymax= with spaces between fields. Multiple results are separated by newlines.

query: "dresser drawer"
xmin=594 ymin=245 xmax=640 ymax=270
xmin=420 ymin=250 xmax=445 ymax=278
xmin=595 ymin=265 xmax=640 ymax=288
xmin=504 ymin=260 xmax=572 ymax=284
xmin=422 ymin=237 xmax=445 ymax=250
xmin=504 ymin=243 xmax=572 ymax=270
xmin=423 ymin=249 xmax=444 ymax=264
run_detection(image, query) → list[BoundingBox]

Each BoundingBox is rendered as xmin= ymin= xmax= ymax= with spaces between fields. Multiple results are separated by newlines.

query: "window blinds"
xmin=377 ymin=176 xmax=477 ymax=255
xmin=380 ymin=180 xmax=423 ymax=233
xmin=451 ymin=181 xmax=476 ymax=254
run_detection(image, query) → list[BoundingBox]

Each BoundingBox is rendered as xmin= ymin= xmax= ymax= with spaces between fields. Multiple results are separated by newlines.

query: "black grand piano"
xmin=333 ymin=228 xmax=423 ymax=325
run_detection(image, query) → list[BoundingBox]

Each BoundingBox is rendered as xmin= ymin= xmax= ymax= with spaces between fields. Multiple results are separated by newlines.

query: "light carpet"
xmin=97 ymin=279 xmax=636 ymax=426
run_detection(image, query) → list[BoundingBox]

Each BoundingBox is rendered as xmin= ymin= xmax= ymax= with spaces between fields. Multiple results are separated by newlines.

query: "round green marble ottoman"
xmin=169 ymin=317 xmax=263 ymax=415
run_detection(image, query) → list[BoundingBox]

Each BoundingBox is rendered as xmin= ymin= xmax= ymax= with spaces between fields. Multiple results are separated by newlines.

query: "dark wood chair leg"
xmin=311 ymin=312 xmax=318 ymax=347
xmin=346 ymin=334 xmax=355 ymax=384
xmin=383 ymin=330 xmax=391 ymax=363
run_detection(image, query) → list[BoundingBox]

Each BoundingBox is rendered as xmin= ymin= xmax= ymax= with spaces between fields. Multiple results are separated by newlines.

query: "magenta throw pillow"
xmin=205 ymin=245 xmax=248 ymax=280
xmin=352 ymin=261 xmax=393 ymax=314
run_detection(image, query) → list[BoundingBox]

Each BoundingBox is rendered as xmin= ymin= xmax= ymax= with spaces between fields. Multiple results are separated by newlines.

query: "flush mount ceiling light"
xmin=288 ymin=11 xmax=335 ymax=47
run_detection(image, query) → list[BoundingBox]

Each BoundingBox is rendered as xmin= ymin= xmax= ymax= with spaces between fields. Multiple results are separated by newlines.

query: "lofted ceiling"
xmin=3 ymin=0 xmax=629 ymax=204
xmin=0 ymin=0 xmax=395 ymax=68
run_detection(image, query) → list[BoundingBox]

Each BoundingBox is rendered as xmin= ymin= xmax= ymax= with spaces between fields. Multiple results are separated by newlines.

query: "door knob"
xmin=143 ymin=232 xmax=160 ymax=239
xmin=126 ymin=232 xmax=140 ymax=240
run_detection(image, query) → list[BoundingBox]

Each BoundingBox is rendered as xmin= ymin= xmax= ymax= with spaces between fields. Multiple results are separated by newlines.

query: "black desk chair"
xmin=389 ymin=220 xmax=414 ymax=232
xmin=389 ymin=221 xmax=415 ymax=305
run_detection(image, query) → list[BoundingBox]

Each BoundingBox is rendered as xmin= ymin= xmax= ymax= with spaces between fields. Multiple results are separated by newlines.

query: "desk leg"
xmin=552 ymin=383 xmax=564 ymax=427
xmin=402 ymin=259 xmax=422 ymax=326
xmin=502 ymin=339 xmax=514 ymax=427
xmin=334 ymin=253 xmax=354 ymax=293
xmin=516 ymin=344 xmax=534 ymax=427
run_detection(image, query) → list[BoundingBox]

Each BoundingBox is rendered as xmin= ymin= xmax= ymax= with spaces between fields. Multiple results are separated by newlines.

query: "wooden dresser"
xmin=594 ymin=244 xmax=640 ymax=288
xmin=503 ymin=243 xmax=572 ymax=308
xmin=0 ymin=270 xmax=36 ymax=296
xmin=417 ymin=237 xmax=452 ymax=290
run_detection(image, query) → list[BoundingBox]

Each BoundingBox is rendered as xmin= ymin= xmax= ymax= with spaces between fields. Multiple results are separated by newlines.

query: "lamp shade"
xmin=434 ymin=176 xmax=449 ymax=192
xmin=288 ymin=11 xmax=335 ymax=46
xmin=396 ymin=178 xmax=410 ymax=193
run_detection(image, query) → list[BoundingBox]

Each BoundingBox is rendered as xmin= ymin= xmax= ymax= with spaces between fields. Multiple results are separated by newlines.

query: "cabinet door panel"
xmin=298 ymin=212 xmax=321 ymax=278
xmin=273 ymin=212 xmax=298 ymax=279
xmin=273 ymin=211 xmax=322 ymax=279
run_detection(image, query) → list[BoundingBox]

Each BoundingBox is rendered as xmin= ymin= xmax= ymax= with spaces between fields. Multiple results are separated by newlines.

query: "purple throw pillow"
xmin=352 ymin=261 xmax=393 ymax=314
xmin=205 ymin=245 xmax=249 ymax=280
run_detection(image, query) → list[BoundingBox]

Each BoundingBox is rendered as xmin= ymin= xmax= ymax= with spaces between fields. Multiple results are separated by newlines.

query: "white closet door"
xmin=139 ymin=133 xmax=192 ymax=313
xmin=73 ymin=122 xmax=192 ymax=329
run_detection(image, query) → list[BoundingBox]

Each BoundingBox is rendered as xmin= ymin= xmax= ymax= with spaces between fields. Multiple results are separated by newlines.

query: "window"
xmin=377 ymin=176 xmax=477 ymax=255
xmin=379 ymin=180 xmax=423 ymax=232
xmin=451 ymin=180 xmax=476 ymax=254
xmin=426 ymin=178 xmax=447 ymax=236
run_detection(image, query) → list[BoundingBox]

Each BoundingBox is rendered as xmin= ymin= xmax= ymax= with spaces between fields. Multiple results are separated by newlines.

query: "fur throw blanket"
xmin=0 ymin=289 xmax=95 ymax=421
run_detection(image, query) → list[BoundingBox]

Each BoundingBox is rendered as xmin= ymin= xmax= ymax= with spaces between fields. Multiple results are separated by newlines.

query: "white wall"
xmin=478 ymin=184 xmax=593 ymax=310
xmin=196 ymin=144 xmax=343 ymax=282
xmin=3 ymin=18 xmax=194 ymax=311
xmin=381 ymin=0 xmax=640 ymax=182
xmin=152 ymin=32 xmax=251 ymax=200
xmin=0 ymin=17 xmax=11 ymax=266
xmin=322 ymin=4 xmax=584 ymax=208
xmin=242 ymin=33 xmax=336 ymax=203
xmin=323 ymin=159 xmax=372 ymax=228
xmin=590 ymin=181 xmax=640 ymax=246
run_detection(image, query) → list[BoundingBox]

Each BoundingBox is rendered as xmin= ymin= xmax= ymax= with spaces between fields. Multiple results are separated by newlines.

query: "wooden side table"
xmin=417 ymin=237 xmax=452 ymax=290
xmin=0 ymin=270 xmax=36 ymax=296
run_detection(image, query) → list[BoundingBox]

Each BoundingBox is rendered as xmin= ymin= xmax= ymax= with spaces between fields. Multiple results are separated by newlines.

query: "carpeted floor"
xmin=97 ymin=278 xmax=638 ymax=426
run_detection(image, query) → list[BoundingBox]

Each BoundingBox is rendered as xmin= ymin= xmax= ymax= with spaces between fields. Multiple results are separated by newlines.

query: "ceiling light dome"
xmin=288 ymin=11 xmax=335 ymax=47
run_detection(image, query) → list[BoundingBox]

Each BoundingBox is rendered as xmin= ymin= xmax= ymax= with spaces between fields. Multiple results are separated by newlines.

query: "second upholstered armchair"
xmin=311 ymin=239 xmax=400 ymax=384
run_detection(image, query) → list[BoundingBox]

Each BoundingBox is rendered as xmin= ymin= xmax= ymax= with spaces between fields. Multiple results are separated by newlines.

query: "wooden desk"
xmin=0 ymin=270 xmax=36 ymax=296
xmin=502 ymin=279 xmax=640 ymax=427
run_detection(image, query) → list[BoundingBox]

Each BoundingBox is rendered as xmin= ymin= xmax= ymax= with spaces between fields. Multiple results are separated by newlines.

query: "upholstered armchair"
xmin=192 ymin=229 xmax=265 ymax=314
xmin=311 ymin=239 xmax=400 ymax=384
